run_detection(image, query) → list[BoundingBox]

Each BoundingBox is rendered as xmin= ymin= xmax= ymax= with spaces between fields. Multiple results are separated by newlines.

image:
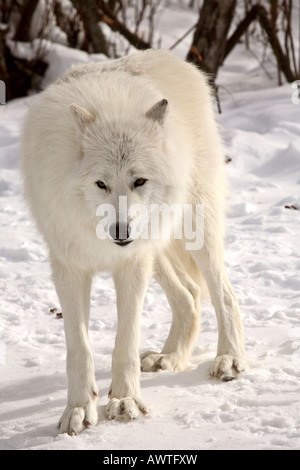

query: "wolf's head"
xmin=70 ymin=96 xmax=184 ymax=249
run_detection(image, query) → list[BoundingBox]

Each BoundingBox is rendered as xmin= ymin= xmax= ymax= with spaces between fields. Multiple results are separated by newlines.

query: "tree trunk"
xmin=0 ymin=26 xmax=10 ymax=101
xmin=108 ymin=0 xmax=117 ymax=12
xmin=14 ymin=0 xmax=40 ymax=41
xmin=187 ymin=0 xmax=236 ymax=78
xmin=70 ymin=0 xmax=109 ymax=55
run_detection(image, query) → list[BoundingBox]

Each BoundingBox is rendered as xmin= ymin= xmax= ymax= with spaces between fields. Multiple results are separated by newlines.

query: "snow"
xmin=1 ymin=4 xmax=300 ymax=451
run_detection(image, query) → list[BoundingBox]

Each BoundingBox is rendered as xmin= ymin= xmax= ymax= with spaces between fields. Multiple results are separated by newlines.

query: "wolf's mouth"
xmin=114 ymin=240 xmax=133 ymax=247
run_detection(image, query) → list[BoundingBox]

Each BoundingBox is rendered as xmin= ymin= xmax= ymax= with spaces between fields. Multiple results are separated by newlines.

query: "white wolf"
xmin=21 ymin=49 xmax=247 ymax=435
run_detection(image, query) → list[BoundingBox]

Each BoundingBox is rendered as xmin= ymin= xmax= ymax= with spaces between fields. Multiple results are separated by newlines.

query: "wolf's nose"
xmin=109 ymin=222 xmax=130 ymax=243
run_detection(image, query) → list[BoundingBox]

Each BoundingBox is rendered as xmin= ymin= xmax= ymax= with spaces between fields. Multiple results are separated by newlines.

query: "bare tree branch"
xmin=98 ymin=1 xmax=151 ymax=51
xmin=224 ymin=5 xmax=258 ymax=60
xmin=255 ymin=3 xmax=296 ymax=82
xmin=224 ymin=2 xmax=298 ymax=83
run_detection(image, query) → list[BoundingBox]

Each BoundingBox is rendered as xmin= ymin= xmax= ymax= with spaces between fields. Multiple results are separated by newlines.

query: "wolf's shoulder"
xmin=55 ymin=49 xmax=191 ymax=85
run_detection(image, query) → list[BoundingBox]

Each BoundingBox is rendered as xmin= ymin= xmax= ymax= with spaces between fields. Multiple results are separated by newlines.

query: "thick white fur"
xmin=21 ymin=50 xmax=247 ymax=434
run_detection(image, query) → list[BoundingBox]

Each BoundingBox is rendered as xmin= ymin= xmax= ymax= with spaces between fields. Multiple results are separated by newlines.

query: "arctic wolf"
xmin=21 ymin=49 xmax=247 ymax=435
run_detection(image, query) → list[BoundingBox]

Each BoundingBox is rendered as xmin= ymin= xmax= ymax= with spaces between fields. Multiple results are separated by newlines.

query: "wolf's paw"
xmin=140 ymin=351 xmax=186 ymax=372
xmin=58 ymin=401 xmax=98 ymax=435
xmin=105 ymin=397 xmax=148 ymax=421
xmin=210 ymin=354 xmax=247 ymax=382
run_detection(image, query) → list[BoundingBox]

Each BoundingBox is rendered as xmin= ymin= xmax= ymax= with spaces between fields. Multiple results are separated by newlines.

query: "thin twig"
xmin=169 ymin=22 xmax=198 ymax=50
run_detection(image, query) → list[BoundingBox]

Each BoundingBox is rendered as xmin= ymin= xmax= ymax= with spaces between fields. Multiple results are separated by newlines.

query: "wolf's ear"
xmin=146 ymin=99 xmax=168 ymax=125
xmin=70 ymin=103 xmax=95 ymax=132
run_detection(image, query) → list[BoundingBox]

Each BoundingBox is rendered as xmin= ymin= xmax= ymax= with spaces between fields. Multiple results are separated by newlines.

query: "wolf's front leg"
xmin=106 ymin=254 xmax=152 ymax=421
xmin=51 ymin=258 xmax=98 ymax=435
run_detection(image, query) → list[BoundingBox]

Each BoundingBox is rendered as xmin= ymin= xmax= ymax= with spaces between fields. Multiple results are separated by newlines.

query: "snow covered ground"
xmin=0 ymin=3 xmax=300 ymax=450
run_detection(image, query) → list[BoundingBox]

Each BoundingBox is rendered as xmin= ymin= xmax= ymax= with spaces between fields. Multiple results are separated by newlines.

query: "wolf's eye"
xmin=96 ymin=180 xmax=107 ymax=190
xmin=134 ymin=178 xmax=147 ymax=188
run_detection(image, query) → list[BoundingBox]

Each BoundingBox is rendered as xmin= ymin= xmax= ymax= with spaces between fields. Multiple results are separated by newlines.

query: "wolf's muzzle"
xmin=114 ymin=240 xmax=133 ymax=247
xmin=109 ymin=222 xmax=133 ymax=247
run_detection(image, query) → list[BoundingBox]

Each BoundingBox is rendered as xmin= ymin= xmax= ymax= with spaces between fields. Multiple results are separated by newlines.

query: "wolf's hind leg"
xmin=191 ymin=247 xmax=247 ymax=381
xmin=141 ymin=252 xmax=201 ymax=372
